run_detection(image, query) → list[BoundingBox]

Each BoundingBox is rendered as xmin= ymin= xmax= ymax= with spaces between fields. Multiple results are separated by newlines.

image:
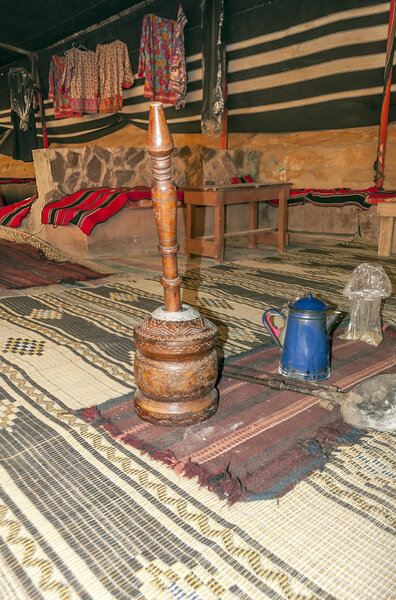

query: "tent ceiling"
xmin=0 ymin=0 xmax=142 ymax=67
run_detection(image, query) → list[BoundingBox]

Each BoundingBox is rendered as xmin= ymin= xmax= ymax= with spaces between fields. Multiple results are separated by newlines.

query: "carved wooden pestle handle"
xmin=146 ymin=102 xmax=182 ymax=312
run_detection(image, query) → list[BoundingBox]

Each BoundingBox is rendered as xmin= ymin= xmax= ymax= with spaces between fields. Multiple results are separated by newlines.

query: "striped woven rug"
xmin=0 ymin=247 xmax=394 ymax=599
xmin=0 ymin=362 xmax=394 ymax=599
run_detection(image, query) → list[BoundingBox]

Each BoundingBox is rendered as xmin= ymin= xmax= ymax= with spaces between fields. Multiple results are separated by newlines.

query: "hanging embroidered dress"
xmin=48 ymin=55 xmax=82 ymax=119
xmin=95 ymin=40 xmax=134 ymax=113
xmin=138 ymin=13 xmax=176 ymax=104
xmin=61 ymin=48 xmax=98 ymax=114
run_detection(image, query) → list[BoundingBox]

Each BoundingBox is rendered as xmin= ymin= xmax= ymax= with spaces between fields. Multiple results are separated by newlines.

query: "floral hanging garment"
xmin=61 ymin=48 xmax=98 ymax=114
xmin=48 ymin=55 xmax=82 ymax=119
xmin=138 ymin=13 xmax=176 ymax=104
xmin=95 ymin=40 xmax=134 ymax=113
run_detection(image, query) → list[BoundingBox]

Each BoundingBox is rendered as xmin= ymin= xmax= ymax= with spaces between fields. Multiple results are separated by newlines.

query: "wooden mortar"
xmin=133 ymin=103 xmax=219 ymax=426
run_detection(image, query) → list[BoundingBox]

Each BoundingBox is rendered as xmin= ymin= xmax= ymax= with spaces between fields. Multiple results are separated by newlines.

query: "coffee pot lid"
xmin=290 ymin=293 xmax=329 ymax=311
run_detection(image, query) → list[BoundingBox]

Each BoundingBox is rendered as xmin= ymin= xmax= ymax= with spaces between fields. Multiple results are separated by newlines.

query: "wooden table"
xmin=183 ymin=182 xmax=291 ymax=263
xmin=377 ymin=201 xmax=396 ymax=256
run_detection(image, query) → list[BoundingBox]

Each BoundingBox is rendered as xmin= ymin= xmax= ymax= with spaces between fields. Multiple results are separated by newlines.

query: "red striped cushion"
xmin=0 ymin=195 xmax=38 ymax=227
xmin=42 ymin=187 xmax=185 ymax=236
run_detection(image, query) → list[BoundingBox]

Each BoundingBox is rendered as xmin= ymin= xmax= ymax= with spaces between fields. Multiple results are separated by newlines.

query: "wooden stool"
xmin=184 ymin=183 xmax=290 ymax=264
xmin=378 ymin=201 xmax=396 ymax=256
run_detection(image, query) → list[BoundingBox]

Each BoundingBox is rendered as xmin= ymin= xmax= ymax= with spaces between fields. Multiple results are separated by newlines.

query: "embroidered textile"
xmin=48 ymin=55 xmax=82 ymax=119
xmin=95 ymin=40 xmax=134 ymax=113
xmin=0 ymin=195 xmax=37 ymax=227
xmin=170 ymin=5 xmax=188 ymax=109
xmin=61 ymin=48 xmax=98 ymax=114
xmin=138 ymin=13 xmax=176 ymax=104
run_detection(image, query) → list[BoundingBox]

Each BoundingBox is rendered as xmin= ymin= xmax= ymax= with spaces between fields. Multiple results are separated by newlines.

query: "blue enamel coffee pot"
xmin=262 ymin=294 xmax=340 ymax=382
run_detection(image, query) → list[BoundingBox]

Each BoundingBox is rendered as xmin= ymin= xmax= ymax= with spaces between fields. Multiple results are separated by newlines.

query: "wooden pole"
xmin=30 ymin=54 xmax=49 ymax=149
xmin=0 ymin=42 xmax=32 ymax=56
xmin=146 ymin=102 xmax=181 ymax=312
xmin=221 ymin=77 xmax=228 ymax=150
xmin=374 ymin=0 xmax=396 ymax=188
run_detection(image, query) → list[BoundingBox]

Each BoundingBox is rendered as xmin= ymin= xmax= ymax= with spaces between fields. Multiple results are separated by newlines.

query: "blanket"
xmin=0 ymin=177 xmax=36 ymax=184
xmin=288 ymin=186 xmax=396 ymax=209
xmin=42 ymin=187 xmax=185 ymax=235
xmin=0 ymin=194 xmax=38 ymax=227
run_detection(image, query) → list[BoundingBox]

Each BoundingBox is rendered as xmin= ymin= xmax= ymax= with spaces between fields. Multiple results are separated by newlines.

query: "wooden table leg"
xmin=185 ymin=203 xmax=192 ymax=258
xmin=214 ymin=193 xmax=225 ymax=264
xmin=249 ymin=200 xmax=258 ymax=248
xmin=278 ymin=185 xmax=289 ymax=253
xmin=378 ymin=216 xmax=394 ymax=256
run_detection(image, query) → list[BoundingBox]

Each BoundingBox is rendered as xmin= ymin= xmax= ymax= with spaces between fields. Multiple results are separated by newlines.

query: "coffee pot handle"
xmin=262 ymin=309 xmax=286 ymax=350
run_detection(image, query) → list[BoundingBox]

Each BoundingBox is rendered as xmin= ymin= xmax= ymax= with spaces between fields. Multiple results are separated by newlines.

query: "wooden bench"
xmin=183 ymin=182 xmax=290 ymax=263
xmin=378 ymin=201 xmax=396 ymax=256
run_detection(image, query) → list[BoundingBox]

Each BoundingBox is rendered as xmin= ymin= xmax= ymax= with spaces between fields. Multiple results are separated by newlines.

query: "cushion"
xmin=0 ymin=194 xmax=38 ymax=227
xmin=42 ymin=187 xmax=185 ymax=235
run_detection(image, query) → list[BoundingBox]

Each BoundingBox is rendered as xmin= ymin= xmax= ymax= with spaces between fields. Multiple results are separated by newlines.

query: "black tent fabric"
xmin=0 ymin=0 xmax=394 ymax=150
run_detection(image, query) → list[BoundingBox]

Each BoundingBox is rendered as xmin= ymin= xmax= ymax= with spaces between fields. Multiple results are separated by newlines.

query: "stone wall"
xmin=33 ymin=143 xmax=262 ymax=201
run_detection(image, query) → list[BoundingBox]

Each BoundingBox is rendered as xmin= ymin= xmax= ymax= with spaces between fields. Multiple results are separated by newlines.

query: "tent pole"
xmin=221 ymin=76 xmax=228 ymax=150
xmin=0 ymin=42 xmax=32 ymax=56
xmin=374 ymin=0 xmax=396 ymax=189
xmin=30 ymin=54 xmax=49 ymax=148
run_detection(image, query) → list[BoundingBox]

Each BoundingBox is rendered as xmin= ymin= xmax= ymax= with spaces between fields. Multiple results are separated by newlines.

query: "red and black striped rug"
xmin=83 ymin=326 xmax=396 ymax=503
xmin=0 ymin=239 xmax=106 ymax=289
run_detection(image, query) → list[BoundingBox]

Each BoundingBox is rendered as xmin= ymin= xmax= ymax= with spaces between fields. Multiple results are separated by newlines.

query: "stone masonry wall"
xmin=33 ymin=144 xmax=262 ymax=203
xmin=27 ymin=144 xmax=262 ymax=240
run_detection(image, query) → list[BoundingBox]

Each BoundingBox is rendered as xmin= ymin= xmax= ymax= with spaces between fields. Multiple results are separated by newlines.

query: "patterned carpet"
xmin=0 ymin=245 xmax=395 ymax=599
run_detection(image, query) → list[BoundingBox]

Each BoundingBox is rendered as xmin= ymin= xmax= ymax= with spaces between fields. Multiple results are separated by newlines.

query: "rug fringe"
xmin=243 ymin=420 xmax=366 ymax=501
xmin=80 ymin=408 xmax=248 ymax=504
